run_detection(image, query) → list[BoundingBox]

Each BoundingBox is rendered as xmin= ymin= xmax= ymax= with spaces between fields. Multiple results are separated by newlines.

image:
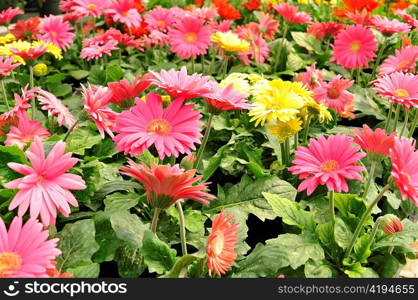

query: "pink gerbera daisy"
xmin=168 ymin=16 xmax=211 ymax=59
xmin=295 ymin=63 xmax=324 ymax=90
xmin=373 ymin=72 xmax=418 ymax=110
xmin=288 ymin=134 xmax=366 ymax=195
xmin=10 ymin=44 xmax=48 ymax=63
xmin=114 ymin=93 xmax=203 ymax=159
xmin=36 ymin=89 xmax=76 ymax=128
xmin=72 ymin=0 xmax=109 ymax=18
xmin=149 ymin=66 xmax=213 ymax=100
xmin=5 ymin=112 xmax=50 ymax=149
xmin=395 ymin=9 xmax=418 ymax=29
xmin=257 ymin=12 xmax=279 ymax=41
xmin=379 ymin=46 xmax=418 ymax=75
xmin=106 ymin=0 xmax=142 ymax=28
xmin=82 ymin=85 xmax=118 ymax=138
xmin=5 ymin=138 xmax=86 ymax=226
xmin=331 ymin=25 xmax=378 ymax=69
xmin=0 ymin=216 xmax=61 ymax=277
xmin=0 ymin=7 xmax=23 ymax=25
xmin=313 ymin=75 xmax=354 ymax=116
xmin=273 ymin=3 xmax=312 ymax=24
xmin=371 ymin=15 xmax=411 ymax=35
xmin=207 ymin=209 xmax=239 ymax=277
xmin=390 ymin=137 xmax=418 ymax=207
xmin=80 ymin=39 xmax=118 ymax=61
xmin=353 ymin=124 xmax=396 ymax=160
xmin=0 ymin=56 xmax=20 ymax=77
xmin=144 ymin=7 xmax=175 ymax=32
xmin=307 ymin=21 xmax=345 ymax=40
xmin=39 ymin=15 xmax=75 ymax=50
xmin=3 ymin=86 xmax=39 ymax=119
xmin=204 ymin=82 xmax=251 ymax=112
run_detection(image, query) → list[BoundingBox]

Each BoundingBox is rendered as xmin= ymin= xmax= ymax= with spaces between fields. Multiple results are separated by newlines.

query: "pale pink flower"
xmin=144 ymin=7 xmax=175 ymax=32
xmin=0 ymin=56 xmax=20 ymax=77
xmin=36 ymin=89 xmax=76 ymax=128
xmin=80 ymin=39 xmax=118 ymax=61
xmin=379 ymin=46 xmax=418 ymax=75
xmin=371 ymin=15 xmax=411 ymax=35
xmin=72 ymin=0 xmax=109 ymax=18
xmin=106 ymin=0 xmax=142 ymax=28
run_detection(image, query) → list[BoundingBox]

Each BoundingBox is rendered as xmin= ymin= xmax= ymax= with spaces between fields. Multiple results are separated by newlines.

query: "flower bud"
xmin=381 ymin=214 xmax=403 ymax=235
xmin=180 ymin=154 xmax=196 ymax=170
xmin=33 ymin=63 xmax=48 ymax=77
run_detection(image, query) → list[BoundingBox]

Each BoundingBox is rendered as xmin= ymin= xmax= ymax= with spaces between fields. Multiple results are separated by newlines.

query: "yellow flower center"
xmin=396 ymin=60 xmax=409 ymax=70
xmin=394 ymin=88 xmax=410 ymax=98
xmin=146 ymin=119 xmax=171 ymax=135
xmin=327 ymin=87 xmax=340 ymax=99
xmin=37 ymin=175 xmax=46 ymax=184
xmin=212 ymin=232 xmax=225 ymax=256
xmin=320 ymin=160 xmax=339 ymax=173
xmin=122 ymin=11 xmax=129 ymax=17
xmin=157 ymin=20 xmax=166 ymax=27
xmin=349 ymin=41 xmax=361 ymax=53
xmin=184 ymin=32 xmax=197 ymax=43
xmin=87 ymin=3 xmax=97 ymax=11
xmin=0 ymin=252 xmax=22 ymax=277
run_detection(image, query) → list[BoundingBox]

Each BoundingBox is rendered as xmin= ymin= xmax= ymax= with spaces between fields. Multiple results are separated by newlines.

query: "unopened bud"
xmin=381 ymin=214 xmax=403 ymax=235
xmin=181 ymin=154 xmax=196 ymax=170
xmin=33 ymin=63 xmax=48 ymax=77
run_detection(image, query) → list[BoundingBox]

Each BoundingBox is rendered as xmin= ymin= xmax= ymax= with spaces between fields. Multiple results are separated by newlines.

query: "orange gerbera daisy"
xmin=333 ymin=0 xmax=379 ymax=19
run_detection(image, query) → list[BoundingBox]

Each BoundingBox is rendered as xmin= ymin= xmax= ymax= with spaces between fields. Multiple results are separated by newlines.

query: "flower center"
xmin=184 ymin=32 xmax=197 ymax=43
xmin=349 ymin=41 xmax=361 ymax=53
xmin=0 ymin=252 xmax=22 ymax=277
xmin=87 ymin=3 xmax=97 ymax=11
xmin=156 ymin=20 xmax=165 ymax=27
xmin=37 ymin=175 xmax=46 ymax=184
xmin=122 ymin=10 xmax=129 ymax=17
xmin=212 ymin=232 xmax=225 ymax=256
xmin=320 ymin=160 xmax=339 ymax=173
xmin=146 ymin=119 xmax=171 ymax=135
xmin=327 ymin=87 xmax=340 ymax=99
xmin=394 ymin=88 xmax=410 ymax=98
xmin=396 ymin=60 xmax=409 ymax=70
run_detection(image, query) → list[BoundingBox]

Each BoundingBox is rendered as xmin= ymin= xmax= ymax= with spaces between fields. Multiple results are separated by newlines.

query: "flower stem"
xmin=63 ymin=117 xmax=81 ymax=142
xmin=176 ymin=202 xmax=188 ymax=256
xmin=151 ymin=208 xmax=162 ymax=233
xmin=294 ymin=132 xmax=299 ymax=151
xmin=370 ymin=38 xmax=387 ymax=81
xmin=191 ymin=57 xmax=195 ymax=74
xmin=303 ymin=115 xmax=312 ymax=145
xmin=284 ymin=138 xmax=290 ymax=166
xmin=367 ymin=217 xmax=382 ymax=248
xmin=221 ymin=58 xmax=228 ymax=78
xmin=400 ymin=108 xmax=409 ymax=137
xmin=273 ymin=22 xmax=288 ymax=72
xmin=392 ymin=103 xmax=401 ymax=132
xmin=1 ymin=80 xmax=10 ymax=110
xmin=329 ymin=190 xmax=335 ymax=233
xmin=362 ymin=160 xmax=377 ymax=199
xmin=345 ymin=183 xmax=391 ymax=258
xmin=280 ymin=142 xmax=286 ymax=166
xmin=385 ymin=102 xmax=393 ymax=132
xmin=356 ymin=68 xmax=362 ymax=86
xmin=201 ymin=55 xmax=205 ymax=75
xmin=408 ymin=108 xmax=418 ymax=138
xmin=29 ymin=65 xmax=36 ymax=119
xmin=194 ymin=113 xmax=214 ymax=169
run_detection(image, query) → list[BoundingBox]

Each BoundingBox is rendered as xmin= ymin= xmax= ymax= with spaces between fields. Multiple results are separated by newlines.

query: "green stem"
xmin=408 ymin=108 xmax=418 ymax=138
xmin=194 ymin=113 xmax=214 ymax=169
xmin=151 ymin=208 xmax=162 ymax=233
xmin=176 ymin=202 xmax=188 ymax=256
xmin=385 ymin=102 xmax=393 ymax=132
xmin=29 ymin=65 xmax=35 ymax=119
xmin=356 ymin=68 xmax=362 ymax=87
xmin=345 ymin=183 xmax=391 ymax=258
xmin=169 ymin=155 xmax=176 ymax=166
xmin=367 ymin=217 xmax=382 ymax=248
xmin=284 ymin=138 xmax=290 ymax=166
xmin=221 ymin=58 xmax=228 ymax=78
xmin=362 ymin=160 xmax=377 ymax=199
xmin=49 ymin=114 xmax=55 ymax=134
xmin=392 ymin=103 xmax=401 ymax=132
xmin=191 ymin=57 xmax=195 ymax=74
xmin=294 ymin=132 xmax=299 ymax=151
xmin=201 ymin=55 xmax=205 ymax=75
xmin=1 ymin=80 xmax=10 ymax=110
xmin=370 ymin=38 xmax=387 ymax=81
xmin=280 ymin=142 xmax=286 ymax=166
xmin=196 ymin=258 xmax=205 ymax=278
xmin=303 ymin=116 xmax=312 ymax=145
xmin=329 ymin=190 xmax=335 ymax=233
xmin=62 ymin=117 xmax=81 ymax=142
xmin=400 ymin=108 xmax=409 ymax=137
xmin=273 ymin=22 xmax=288 ymax=72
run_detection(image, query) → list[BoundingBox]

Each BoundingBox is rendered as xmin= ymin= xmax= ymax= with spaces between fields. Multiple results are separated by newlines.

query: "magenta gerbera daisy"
xmin=379 ymin=46 xmax=418 ymax=76
xmin=39 ymin=15 xmax=75 ymax=50
xmin=106 ymin=0 xmax=142 ymax=28
xmin=36 ymin=89 xmax=76 ymax=128
xmin=288 ymin=134 xmax=366 ymax=195
xmin=144 ymin=7 xmax=175 ymax=32
xmin=72 ymin=0 xmax=109 ymax=18
xmin=114 ymin=93 xmax=203 ymax=159
xmin=168 ymin=16 xmax=211 ymax=59
xmin=371 ymin=15 xmax=411 ymax=35
xmin=331 ymin=25 xmax=378 ymax=69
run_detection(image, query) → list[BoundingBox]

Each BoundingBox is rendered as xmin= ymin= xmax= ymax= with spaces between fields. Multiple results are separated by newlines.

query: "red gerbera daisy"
xmin=10 ymin=17 xmax=41 ymax=41
xmin=353 ymin=124 xmax=396 ymax=160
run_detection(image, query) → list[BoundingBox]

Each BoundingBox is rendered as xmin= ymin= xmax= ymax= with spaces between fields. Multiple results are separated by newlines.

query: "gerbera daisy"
xmin=144 ymin=7 xmax=175 ymax=32
xmin=82 ymin=85 xmax=118 ymax=138
xmin=5 ymin=138 xmax=86 ymax=226
xmin=211 ymin=31 xmax=250 ymax=53
xmin=273 ymin=3 xmax=312 ymax=24
xmin=257 ymin=12 xmax=279 ymax=41
xmin=10 ymin=17 xmax=41 ymax=41
xmin=114 ymin=93 xmax=203 ymax=159
xmin=249 ymin=79 xmax=312 ymax=126
xmin=0 ymin=114 xmax=18 ymax=137
xmin=36 ymin=89 xmax=76 ymax=128
xmin=295 ymin=63 xmax=324 ymax=90
xmin=313 ymin=76 xmax=354 ymax=116
xmin=0 ymin=216 xmax=61 ymax=277
xmin=390 ymin=137 xmax=418 ymax=206
xmin=5 ymin=112 xmax=50 ymax=150
xmin=149 ymin=66 xmax=213 ymax=100
xmin=106 ymin=0 xmax=142 ymax=28
xmin=289 ymin=134 xmax=366 ymax=195
xmin=0 ymin=56 xmax=20 ymax=77
xmin=168 ymin=16 xmax=211 ymax=59
xmin=207 ymin=209 xmax=239 ymax=277
xmin=307 ymin=21 xmax=345 ymax=40
xmin=72 ymin=0 xmax=109 ymax=18
xmin=7 ymin=41 xmax=48 ymax=63
xmin=241 ymin=0 xmax=260 ymax=11
xmin=3 ymin=86 xmax=38 ymax=119
xmin=333 ymin=0 xmax=378 ymax=19
xmin=396 ymin=9 xmax=418 ymax=29
xmin=119 ymin=160 xmax=214 ymax=209
xmin=267 ymin=118 xmax=303 ymax=143
xmin=39 ymin=15 xmax=75 ymax=50
xmin=80 ymin=39 xmax=118 ymax=61
xmin=108 ymin=73 xmax=152 ymax=105
xmin=371 ymin=15 xmax=411 ymax=35
xmin=373 ymin=72 xmax=418 ymax=110
xmin=212 ymin=0 xmax=241 ymax=21
xmin=204 ymin=82 xmax=251 ymax=112
xmin=0 ymin=7 xmax=23 ymax=25
xmin=379 ymin=46 xmax=418 ymax=75
xmin=331 ymin=25 xmax=377 ymax=69
xmin=353 ymin=124 xmax=396 ymax=160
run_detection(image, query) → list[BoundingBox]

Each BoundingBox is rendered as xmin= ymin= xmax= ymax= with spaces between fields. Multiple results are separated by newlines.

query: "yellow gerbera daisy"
xmin=220 ymin=73 xmax=251 ymax=95
xmin=267 ymin=118 xmax=303 ymax=142
xmin=211 ymin=31 xmax=250 ymax=53
xmin=300 ymin=99 xmax=333 ymax=123
xmin=0 ymin=33 xmax=16 ymax=45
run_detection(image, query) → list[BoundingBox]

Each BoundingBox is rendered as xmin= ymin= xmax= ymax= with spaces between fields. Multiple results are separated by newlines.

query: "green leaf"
xmin=334 ymin=217 xmax=353 ymax=250
xmin=287 ymin=53 xmax=305 ymax=71
xmin=106 ymin=65 xmax=124 ymax=83
xmin=317 ymin=222 xmax=334 ymax=248
xmin=304 ymin=260 xmax=333 ymax=278
xmin=202 ymin=144 xmax=228 ymax=182
xmin=92 ymin=212 xmax=121 ymax=263
xmin=263 ymin=192 xmax=316 ymax=233
xmin=344 ymin=262 xmax=379 ymax=278
xmin=114 ymin=245 xmax=146 ymax=278
xmin=56 ymin=219 xmax=100 ymax=273
xmin=69 ymin=70 xmax=90 ymax=80
xmin=334 ymin=193 xmax=370 ymax=231
xmin=370 ymin=254 xmax=401 ymax=278
xmin=0 ymin=145 xmax=27 ymax=188
xmin=104 ymin=192 xmax=139 ymax=214
xmin=302 ymin=197 xmax=331 ymax=224
xmin=291 ymin=32 xmax=323 ymax=54
xmin=66 ymin=129 xmax=102 ymax=155
xmin=110 ymin=211 xmax=148 ymax=249
xmin=353 ymin=234 xmax=371 ymax=263
xmin=353 ymin=86 xmax=385 ymax=120
xmin=66 ymin=263 xmax=100 ymax=278
xmin=267 ymin=234 xmax=324 ymax=269
xmin=161 ymin=255 xmax=197 ymax=278
xmin=142 ymin=230 xmax=176 ymax=275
